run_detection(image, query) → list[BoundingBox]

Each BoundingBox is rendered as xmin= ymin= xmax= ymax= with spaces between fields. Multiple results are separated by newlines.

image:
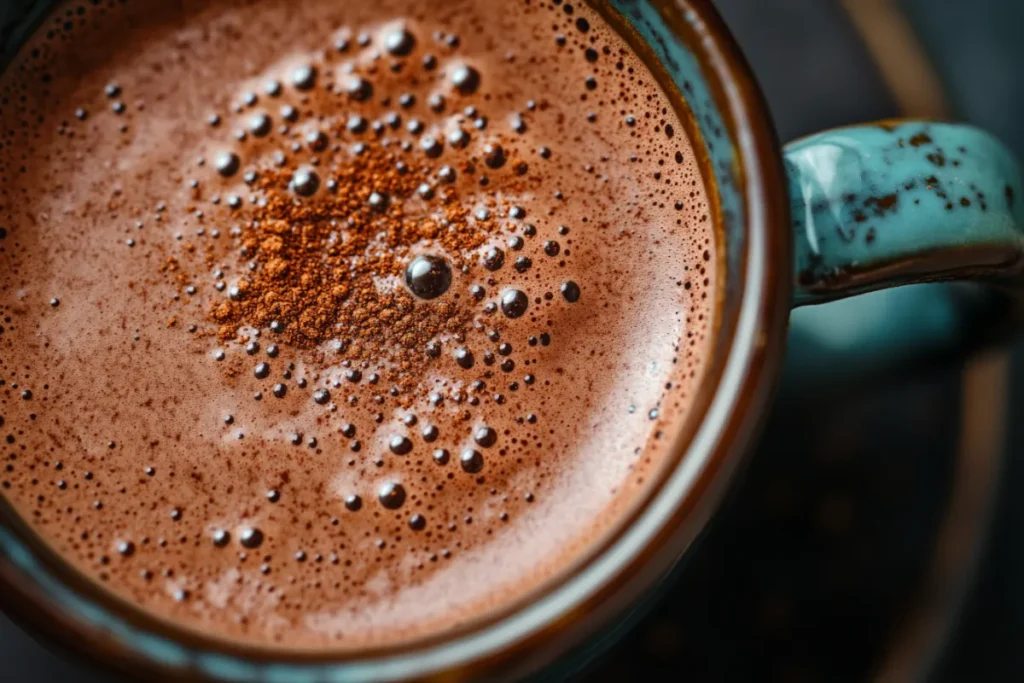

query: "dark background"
xmin=2 ymin=0 xmax=1023 ymax=680
xmin=900 ymin=2 xmax=1024 ymax=682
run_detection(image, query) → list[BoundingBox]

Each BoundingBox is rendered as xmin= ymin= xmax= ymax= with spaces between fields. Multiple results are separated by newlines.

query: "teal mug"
xmin=0 ymin=0 xmax=1020 ymax=680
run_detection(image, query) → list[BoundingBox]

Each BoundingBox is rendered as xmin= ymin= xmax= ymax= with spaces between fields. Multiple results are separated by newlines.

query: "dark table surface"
xmin=2 ymin=0 xmax=1023 ymax=680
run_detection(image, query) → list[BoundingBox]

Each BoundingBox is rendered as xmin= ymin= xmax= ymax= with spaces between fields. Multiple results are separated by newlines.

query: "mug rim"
xmin=0 ymin=0 xmax=792 ymax=679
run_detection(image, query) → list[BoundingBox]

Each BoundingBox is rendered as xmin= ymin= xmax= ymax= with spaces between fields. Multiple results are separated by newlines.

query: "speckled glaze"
xmin=788 ymin=121 xmax=1024 ymax=305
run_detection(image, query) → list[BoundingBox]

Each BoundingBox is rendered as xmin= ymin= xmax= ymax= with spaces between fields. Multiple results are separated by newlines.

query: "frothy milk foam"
xmin=0 ymin=0 xmax=716 ymax=649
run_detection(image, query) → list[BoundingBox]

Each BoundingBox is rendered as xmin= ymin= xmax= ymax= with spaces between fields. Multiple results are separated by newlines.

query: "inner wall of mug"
xmin=0 ymin=0 xmax=779 ymax=679
xmin=600 ymin=0 xmax=747 ymax=453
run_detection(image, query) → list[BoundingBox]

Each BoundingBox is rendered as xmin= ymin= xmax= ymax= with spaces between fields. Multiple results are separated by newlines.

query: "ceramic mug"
xmin=0 ymin=0 xmax=1021 ymax=680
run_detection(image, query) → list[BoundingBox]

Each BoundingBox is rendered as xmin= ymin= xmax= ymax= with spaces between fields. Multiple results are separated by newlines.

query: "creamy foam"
xmin=0 ymin=0 xmax=716 ymax=649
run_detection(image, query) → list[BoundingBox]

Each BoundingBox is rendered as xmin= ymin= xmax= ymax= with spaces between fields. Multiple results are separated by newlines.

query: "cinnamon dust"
xmin=205 ymin=136 xmax=526 ymax=365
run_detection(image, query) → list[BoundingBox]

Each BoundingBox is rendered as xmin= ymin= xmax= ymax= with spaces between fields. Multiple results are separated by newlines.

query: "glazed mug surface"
xmin=0 ymin=0 xmax=1021 ymax=680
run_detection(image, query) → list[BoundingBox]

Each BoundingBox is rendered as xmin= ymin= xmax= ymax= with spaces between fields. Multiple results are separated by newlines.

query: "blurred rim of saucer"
xmin=839 ymin=1 xmax=1010 ymax=681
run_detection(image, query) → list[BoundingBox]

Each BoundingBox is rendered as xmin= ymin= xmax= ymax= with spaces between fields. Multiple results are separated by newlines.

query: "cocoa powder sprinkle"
xmin=193 ymin=135 xmax=530 ymax=368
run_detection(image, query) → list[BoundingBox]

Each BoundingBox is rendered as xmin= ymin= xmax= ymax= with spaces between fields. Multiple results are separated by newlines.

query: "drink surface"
xmin=0 ymin=0 xmax=716 ymax=649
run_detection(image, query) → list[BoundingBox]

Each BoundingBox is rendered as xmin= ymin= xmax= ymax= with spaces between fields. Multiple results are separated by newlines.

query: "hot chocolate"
xmin=0 ymin=0 xmax=716 ymax=650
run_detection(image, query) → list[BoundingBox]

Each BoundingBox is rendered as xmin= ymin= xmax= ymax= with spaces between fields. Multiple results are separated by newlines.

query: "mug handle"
xmin=787 ymin=121 xmax=1023 ymax=307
